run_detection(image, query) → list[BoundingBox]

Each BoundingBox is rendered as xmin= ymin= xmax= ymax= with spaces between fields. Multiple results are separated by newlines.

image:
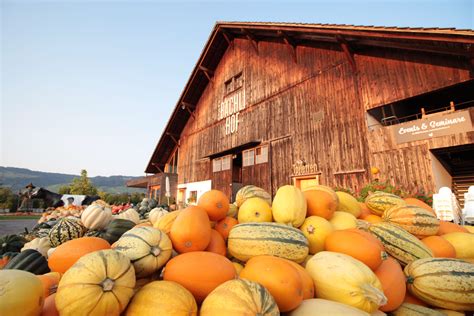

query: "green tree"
xmin=58 ymin=185 xmax=71 ymax=194
xmin=0 ymin=187 xmax=19 ymax=211
xmin=69 ymin=170 xmax=98 ymax=195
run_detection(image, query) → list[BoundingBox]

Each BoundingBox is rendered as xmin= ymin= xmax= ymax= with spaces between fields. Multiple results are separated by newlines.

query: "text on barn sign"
xmin=217 ymin=89 xmax=246 ymax=135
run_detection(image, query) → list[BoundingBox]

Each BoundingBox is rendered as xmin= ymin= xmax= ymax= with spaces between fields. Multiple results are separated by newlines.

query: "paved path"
xmin=0 ymin=219 xmax=38 ymax=235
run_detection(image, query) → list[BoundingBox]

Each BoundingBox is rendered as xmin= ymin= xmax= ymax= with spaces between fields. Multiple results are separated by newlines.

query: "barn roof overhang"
xmin=145 ymin=21 xmax=474 ymax=174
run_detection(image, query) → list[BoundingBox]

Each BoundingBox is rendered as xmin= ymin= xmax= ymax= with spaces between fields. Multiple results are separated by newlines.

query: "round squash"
xmin=0 ymin=269 xmax=44 ymax=316
xmin=80 ymin=202 xmax=112 ymax=230
xmin=4 ymin=249 xmax=50 ymax=275
xmin=240 ymin=255 xmax=304 ymax=312
xmin=125 ymin=280 xmax=197 ymax=316
xmin=102 ymin=218 xmax=136 ymax=244
xmin=113 ymin=226 xmax=172 ymax=277
xmin=48 ymin=218 xmax=85 ymax=247
xmin=330 ymin=211 xmax=357 ymax=230
xmin=404 ymin=257 xmax=474 ymax=311
xmin=300 ymin=216 xmax=334 ymax=254
xmin=215 ymin=216 xmax=238 ymax=240
xmin=238 ymin=197 xmax=273 ymax=223
xmin=306 ymin=251 xmax=387 ymax=313
xmin=205 ymin=229 xmax=227 ymax=256
xmin=200 ymin=278 xmax=279 ymax=316
xmin=148 ymin=207 xmax=169 ymax=225
xmin=382 ymin=205 xmax=439 ymax=238
xmin=374 ymin=257 xmax=405 ymax=312
xmin=198 ymin=189 xmax=230 ymax=221
xmin=304 ymin=189 xmax=337 ymax=220
xmin=289 ymin=298 xmax=370 ymax=316
xmin=421 ymin=236 xmax=456 ymax=258
xmin=153 ymin=210 xmax=182 ymax=234
xmin=441 ymin=232 xmax=474 ymax=258
xmin=21 ymin=237 xmax=51 ymax=258
xmin=56 ymin=249 xmax=136 ymax=316
xmin=235 ymin=185 xmax=272 ymax=207
xmin=169 ymin=206 xmax=211 ymax=253
xmin=272 ymin=185 xmax=307 ymax=227
xmin=48 ymin=236 xmax=111 ymax=274
xmin=113 ymin=208 xmax=140 ymax=224
xmin=336 ymin=191 xmax=362 ymax=218
xmin=0 ymin=234 xmax=27 ymax=255
xmin=163 ymin=251 xmax=236 ymax=303
xmin=325 ymin=229 xmax=387 ymax=271
xmin=437 ymin=221 xmax=469 ymax=235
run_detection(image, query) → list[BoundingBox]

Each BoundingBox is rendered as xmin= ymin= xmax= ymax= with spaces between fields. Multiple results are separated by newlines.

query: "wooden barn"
xmin=127 ymin=22 xmax=474 ymax=207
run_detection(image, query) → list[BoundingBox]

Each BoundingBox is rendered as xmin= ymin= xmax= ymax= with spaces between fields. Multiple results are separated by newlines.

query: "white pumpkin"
xmin=148 ymin=208 xmax=169 ymax=225
xmin=114 ymin=208 xmax=140 ymax=224
xmin=21 ymin=237 xmax=51 ymax=257
xmin=81 ymin=202 xmax=112 ymax=230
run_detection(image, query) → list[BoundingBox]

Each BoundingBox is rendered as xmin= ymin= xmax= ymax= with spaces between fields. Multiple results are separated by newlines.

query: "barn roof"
xmin=145 ymin=21 xmax=474 ymax=173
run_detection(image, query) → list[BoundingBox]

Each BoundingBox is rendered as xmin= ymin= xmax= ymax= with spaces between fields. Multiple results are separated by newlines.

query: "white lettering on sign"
xmin=217 ymin=89 xmax=245 ymax=135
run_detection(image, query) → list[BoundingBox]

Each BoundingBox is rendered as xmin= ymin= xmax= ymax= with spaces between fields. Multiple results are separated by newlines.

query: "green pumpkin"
xmin=0 ymin=235 xmax=27 ymax=255
xmin=3 ymin=249 xmax=50 ymax=275
xmin=48 ymin=218 xmax=85 ymax=247
xmin=102 ymin=219 xmax=135 ymax=244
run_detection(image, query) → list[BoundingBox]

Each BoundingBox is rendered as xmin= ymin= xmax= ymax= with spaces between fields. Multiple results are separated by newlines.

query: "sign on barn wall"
xmin=217 ymin=88 xmax=246 ymax=136
xmin=392 ymin=109 xmax=473 ymax=144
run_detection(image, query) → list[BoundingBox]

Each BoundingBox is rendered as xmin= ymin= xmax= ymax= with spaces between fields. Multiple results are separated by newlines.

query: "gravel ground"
xmin=0 ymin=219 xmax=38 ymax=235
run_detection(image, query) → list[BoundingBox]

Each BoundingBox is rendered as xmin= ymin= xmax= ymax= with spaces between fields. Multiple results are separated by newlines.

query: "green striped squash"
xmin=404 ymin=258 xmax=474 ymax=311
xmin=368 ymin=222 xmax=432 ymax=266
xmin=392 ymin=303 xmax=445 ymax=316
xmin=365 ymin=192 xmax=406 ymax=216
xmin=235 ymin=185 xmax=272 ymax=207
xmin=382 ymin=205 xmax=439 ymax=238
xmin=48 ymin=218 xmax=85 ymax=247
xmin=228 ymin=222 xmax=309 ymax=263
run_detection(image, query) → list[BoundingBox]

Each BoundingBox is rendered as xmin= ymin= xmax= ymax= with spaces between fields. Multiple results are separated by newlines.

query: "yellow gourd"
xmin=126 ymin=280 xmax=197 ymax=316
xmin=336 ymin=191 xmax=362 ymax=218
xmin=330 ymin=211 xmax=357 ymax=230
xmin=290 ymin=299 xmax=370 ymax=316
xmin=441 ymin=232 xmax=474 ymax=258
xmin=0 ymin=270 xmax=44 ymax=316
xmin=300 ymin=216 xmax=334 ymax=254
xmin=238 ymin=197 xmax=273 ymax=223
xmin=272 ymin=185 xmax=307 ymax=227
xmin=305 ymin=251 xmax=387 ymax=313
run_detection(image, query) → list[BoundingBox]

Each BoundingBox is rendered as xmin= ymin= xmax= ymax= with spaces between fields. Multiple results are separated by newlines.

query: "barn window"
xmin=255 ymin=145 xmax=268 ymax=164
xmin=243 ymin=149 xmax=255 ymax=167
xmin=224 ymin=72 xmax=243 ymax=95
xmin=212 ymin=158 xmax=221 ymax=172
xmin=221 ymin=155 xmax=231 ymax=170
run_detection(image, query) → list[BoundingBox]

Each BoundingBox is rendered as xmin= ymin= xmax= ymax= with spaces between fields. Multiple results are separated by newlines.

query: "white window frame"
xmin=213 ymin=158 xmax=221 ymax=172
xmin=221 ymin=155 xmax=231 ymax=171
xmin=255 ymin=145 xmax=268 ymax=164
xmin=243 ymin=149 xmax=255 ymax=167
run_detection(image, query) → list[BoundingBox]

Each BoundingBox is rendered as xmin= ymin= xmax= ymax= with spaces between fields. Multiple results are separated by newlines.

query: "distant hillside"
xmin=0 ymin=167 xmax=145 ymax=194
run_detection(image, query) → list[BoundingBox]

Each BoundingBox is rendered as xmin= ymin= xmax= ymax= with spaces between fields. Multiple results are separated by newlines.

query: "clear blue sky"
xmin=1 ymin=0 xmax=473 ymax=177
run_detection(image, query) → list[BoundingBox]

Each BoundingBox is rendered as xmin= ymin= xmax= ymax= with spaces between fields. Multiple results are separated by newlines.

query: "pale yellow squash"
xmin=462 ymin=225 xmax=474 ymax=233
xmin=153 ymin=210 xmax=182 ymax=234
xmin=238 ymin=197 xmax=273 ymax=223
xmin=272 ymin=185 xmax=307 ymax=227
xmin=336 ymin=191 xmax=362 ymax=218
xmin=56 ymin=249 xmax=136 ymax=316
xmin=200 ymin=279 xmax=279 ymax=316
xmin=441 ymin=232 xmax=474 ymax=258
xmin=306 ymin=251 xmax=386 ymax=313
xmin=330 ymin=211 xmax=357 ymax=230
xmin=0 ymin=270 xmax=44 ymax=316
xmin=300 ymin=216 xmax=334 ymax=254
xmin=126 ymin=280 xmax=197 ymax=316
xmin=290 ymin=299 xmax=370 ymax=316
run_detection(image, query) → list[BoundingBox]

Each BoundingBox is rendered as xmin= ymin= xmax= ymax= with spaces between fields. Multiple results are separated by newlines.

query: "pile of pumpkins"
xmin=1 ymin=184 xmax=474 ymax=316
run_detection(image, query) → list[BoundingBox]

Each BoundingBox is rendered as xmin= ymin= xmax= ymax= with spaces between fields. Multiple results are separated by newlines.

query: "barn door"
xmin=211 ymin=155 xmax=233 ymax=200
xmin=270 ymin=137 xmax=293 ymax=196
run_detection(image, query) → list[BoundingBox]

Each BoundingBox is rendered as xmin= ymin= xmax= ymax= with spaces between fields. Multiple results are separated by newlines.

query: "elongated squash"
xmin=228 ymin=222 xmax=309 ymax=263
xmin=306 ymin=251 xmax=387 ymax=313
xmin=365 ymin=192 xmax=406 ymax=216
xmin=235 ymin=185 xmax=272 ymax=207
xmin=382 ymin=205 xmax=439 ymax=238
xmin=272 ymin=185 xmax=307 ymax=227
xmin=404 ymin=258 xmax=474 ymax=311
xmin=441 ymin=232 xmax=474 ymax=259
xmin=392 ymin=303 xmax=444 ymax=316
xmin=368 ymin=222 xmax=432 ymax=265
xmin=290 ymin=298 xmax=370 ymax=316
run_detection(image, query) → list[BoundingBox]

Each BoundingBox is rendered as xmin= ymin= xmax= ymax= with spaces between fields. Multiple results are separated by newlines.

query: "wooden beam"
xmin=181 ymin=101 xmax=195 ymax=110
xmin=278 ymin=30 xmax=297 ymax=63
xmin=336 ymin=36 xmax=357 ymax=73
xmin=152 ymin=163 xmax=164 ymax=174
xmin=199 ymin=65 xmax=214 ymax=83
xmin=166 ymin=132 xmax=180 ymax=147
xmin=185 ymin=106 xmax=196 ymax=120
xmin=241 ymin=28 xmax=259 ymax=54
xmin=221 ymin=29 xmax=234 ymax=50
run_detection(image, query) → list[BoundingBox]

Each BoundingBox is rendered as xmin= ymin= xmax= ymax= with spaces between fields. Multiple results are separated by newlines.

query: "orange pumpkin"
xmin=375 ymin=257 xmax=406 ymax=312
xmin=37 ymin=272 xmax=61 ymax=298
xmin=48 ymin=237 xmax=110 ymax=273
xmin=404 ymin=198 xmax=435 ymax=215
xmin=437 ymin=221 xmax=469 ymax=235
xmin=324 ymin=229 xmax=386 ymax=271
xmin=205 ymin=229 xmax=227 ymax=256
xmin=359 ymin=202 xmax=372 ymax=219
xmin=404 ymin=290 xmax=428 ymax=307
xmin=240 ymin=255 xmax=304 ymax=312
xmin=41 ymin=292 xmax=59 ymax=316
xmin=285 ymin=259 xmax=315 ymax=300
xmin=304 ymin=190 xmax=337 ymax=220
xmin=362 ymin=214 xmax=383 ymax=224
xmin=169 ymin=206 xmax=212 ymax=253
xmin=215 ymin=217 xmax=238 ymax=241
xmin=163 ymin=251 xmax=236 ymax=303
xmin=198 ymin=190 xmax=230 ymax=221
xmin=421 ymin=236 xmax=456 ymax=258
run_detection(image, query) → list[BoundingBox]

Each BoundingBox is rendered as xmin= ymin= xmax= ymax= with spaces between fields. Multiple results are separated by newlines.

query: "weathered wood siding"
xmin=176 ymin=37 xmax=473 ymax=196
